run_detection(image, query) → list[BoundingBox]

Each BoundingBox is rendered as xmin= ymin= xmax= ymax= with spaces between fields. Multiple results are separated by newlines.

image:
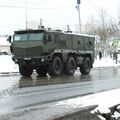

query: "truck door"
xmin=71 ymin=35 xmax=84 ymax=50
xmin=45 ymin=33 xmax=54 ymax=53
xmin=84 ymin=37 xmax=94 ymax=51
xmin=77 ymin=36 xmax=84 ymax=50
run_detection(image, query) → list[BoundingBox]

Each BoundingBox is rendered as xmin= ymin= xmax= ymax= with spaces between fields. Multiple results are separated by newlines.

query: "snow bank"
xmin=55 ymin=89 xmax=120 ymax=110
xmin=51 ymin=89 xmax=120 ymax=120
xmin=0 ymin=55 xmax=18 ymax=73
xmin=93 ymin=56 xmax=120 ymax=67
xmin=112 ymin=111 xmax=120 ymax=119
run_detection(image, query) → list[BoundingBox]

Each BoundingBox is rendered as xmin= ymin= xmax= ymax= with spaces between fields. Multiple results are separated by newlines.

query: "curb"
xmin=0 ymin=72 xmax=19 ymax=76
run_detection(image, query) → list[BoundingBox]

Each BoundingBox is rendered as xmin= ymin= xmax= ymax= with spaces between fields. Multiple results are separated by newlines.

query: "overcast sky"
xmin=0 ymin=0 xmax=119 ymax=35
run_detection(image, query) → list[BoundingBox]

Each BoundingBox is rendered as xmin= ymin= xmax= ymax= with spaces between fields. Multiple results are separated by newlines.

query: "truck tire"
xmin=19 ymin=65 xmax=33 ymax=77
xmin=80 ymin=57 xmax=91 ymax=75
xmin=64 ymin=56 xmax=76 ymax=75
xmin=36 ymin=68 xmax=47 ymax=77
xmin=48 ymin=56 xmax=63 ymax=76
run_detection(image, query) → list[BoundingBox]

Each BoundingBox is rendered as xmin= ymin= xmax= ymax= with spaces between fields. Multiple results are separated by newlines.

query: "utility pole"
xmin=76 ymin=0 xmax=81 ymax=33
xmin=25 ymin=0 xmax=28 ymax=30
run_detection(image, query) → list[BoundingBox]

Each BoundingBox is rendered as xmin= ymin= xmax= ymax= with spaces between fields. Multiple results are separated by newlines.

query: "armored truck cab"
xmin=9 ymin=29 xmax=95 ymax=77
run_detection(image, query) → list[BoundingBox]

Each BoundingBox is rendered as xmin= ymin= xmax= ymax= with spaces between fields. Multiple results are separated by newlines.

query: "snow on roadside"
xmin=0 ymin=55 xmax=18 ymax=73
xmin=55 ymin=89 xmax=120 ymax=111
xmin=93 ymin=56 xmax=120 ymax=67
xmin=112 ymin=111 xmax=120 ymax=119
xmin=48 ymin=89 xmax=120 ymax=120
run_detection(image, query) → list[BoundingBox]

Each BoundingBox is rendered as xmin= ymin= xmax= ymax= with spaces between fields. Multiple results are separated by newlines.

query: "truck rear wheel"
xmin=36 ymin=68 xmax=47 ymax=77
xmin=48 ymin=56 xmax=63 ymax=76
xmin=19 ymin=65 xmax=33 ymax=77
xmin=80 ymin=57 xmax=91 ymax=75
xmin=64 ymin=56 xmax=76 ymax=75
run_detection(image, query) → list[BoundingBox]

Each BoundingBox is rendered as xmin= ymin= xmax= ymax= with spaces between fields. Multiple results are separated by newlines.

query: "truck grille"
xmin=14 ymin=46 xmax=43 ymax=57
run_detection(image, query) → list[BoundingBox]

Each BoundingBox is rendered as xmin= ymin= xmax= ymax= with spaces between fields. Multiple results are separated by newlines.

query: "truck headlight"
xmin=41 ymin=59 xmax=44 ymax=62
xmin=15 ymin=59 xmax=18 ymax=62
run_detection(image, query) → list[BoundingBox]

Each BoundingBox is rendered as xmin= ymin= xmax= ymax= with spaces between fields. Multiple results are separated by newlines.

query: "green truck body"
xmin=9 ymin=29 xmax=95 ymax=77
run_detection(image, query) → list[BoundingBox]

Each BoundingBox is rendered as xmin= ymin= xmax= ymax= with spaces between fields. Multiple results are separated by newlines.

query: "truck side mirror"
xmin=7 ymin=36 xmax=12 ymax=43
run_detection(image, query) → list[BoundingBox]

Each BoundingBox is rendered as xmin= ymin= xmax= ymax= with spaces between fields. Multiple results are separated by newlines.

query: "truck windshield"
xmin=14 ymin=33 xmax=44 ymax=41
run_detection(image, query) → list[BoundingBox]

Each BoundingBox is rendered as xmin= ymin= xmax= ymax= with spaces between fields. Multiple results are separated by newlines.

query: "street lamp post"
xmin=76 ymin=0 xmax=81 ymax=33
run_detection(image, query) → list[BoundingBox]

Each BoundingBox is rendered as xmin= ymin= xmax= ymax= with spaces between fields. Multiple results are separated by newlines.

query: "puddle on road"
xmin=18 ymin=67 xmax=120 ymax=88
xmin=0 ymin=67 xmax=120 ymax=90
xmin=19 ymin=73 xmax=91 ymax=88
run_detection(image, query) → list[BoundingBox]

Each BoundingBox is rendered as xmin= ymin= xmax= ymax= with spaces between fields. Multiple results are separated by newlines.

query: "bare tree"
xmin=84 ymin=7 xmax=119 ymax=57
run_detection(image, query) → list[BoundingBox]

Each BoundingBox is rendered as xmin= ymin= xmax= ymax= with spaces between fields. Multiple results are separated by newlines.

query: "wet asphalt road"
xmin=0 ymin=66 xmax=120 ymax=115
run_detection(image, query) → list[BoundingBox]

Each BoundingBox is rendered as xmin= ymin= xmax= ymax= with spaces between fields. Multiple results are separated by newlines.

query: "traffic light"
xmin=77 ymin=0 xmax=80 ymax=4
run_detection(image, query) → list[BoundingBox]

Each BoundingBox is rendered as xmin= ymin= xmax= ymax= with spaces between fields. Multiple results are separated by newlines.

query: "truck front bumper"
xmin=12 ymin=55 xmax=52 ymax=67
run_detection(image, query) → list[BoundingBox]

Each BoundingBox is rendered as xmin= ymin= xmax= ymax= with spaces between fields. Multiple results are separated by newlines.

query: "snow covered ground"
xmin=0 ymin=55 xmax=18 ymax=73
xmin=93 ymin=55 xmax=120 ymax=67
xmin=0 ymin=55 xmax=120 ymax=119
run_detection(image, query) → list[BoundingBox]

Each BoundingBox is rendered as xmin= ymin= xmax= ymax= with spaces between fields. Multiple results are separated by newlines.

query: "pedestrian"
xmin=99 ymin=51 xmax=102 ymax=60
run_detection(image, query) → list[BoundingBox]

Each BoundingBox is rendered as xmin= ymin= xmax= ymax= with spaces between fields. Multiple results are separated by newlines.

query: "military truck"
xmin=8 ymin=29 xmax=95 ymax=77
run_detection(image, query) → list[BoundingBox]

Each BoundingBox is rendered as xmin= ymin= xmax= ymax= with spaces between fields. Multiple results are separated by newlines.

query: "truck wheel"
xmin=80 ymin=57 xmax=91 ymax=75
xmin=36 ymin=68 xmax=47 ymax=77
xmin=19 ymin=65 xmax=33 ymax=77
xmin=64 ymin=56 xmax=76 ymax=75
xmin=48 ymin=56 xmax=63 ymax=76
